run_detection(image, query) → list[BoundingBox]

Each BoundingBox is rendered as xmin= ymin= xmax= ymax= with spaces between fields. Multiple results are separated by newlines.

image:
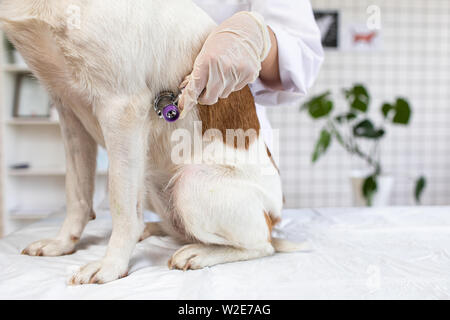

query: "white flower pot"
xmin=351 ymin=170 xmax=394 ymax=207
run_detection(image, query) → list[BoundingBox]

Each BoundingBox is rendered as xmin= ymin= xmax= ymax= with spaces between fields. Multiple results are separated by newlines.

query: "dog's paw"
xmin=22 ymin=239 xmax=76 ymax=257
xmin=168 ymin=244 xmax=217 ymax=271
xmin=69 ymin=259 xmax=129 ymax=285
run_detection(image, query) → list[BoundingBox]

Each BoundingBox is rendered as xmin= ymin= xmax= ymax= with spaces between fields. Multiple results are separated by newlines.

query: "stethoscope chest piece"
xmin=154 ymin=92 xmax=180 ymax=123
xmin=162 ymin=104 xmax=180 ymax=122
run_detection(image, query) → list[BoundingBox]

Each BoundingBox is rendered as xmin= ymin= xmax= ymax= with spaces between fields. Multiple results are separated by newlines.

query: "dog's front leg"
xmin=70 ymin=98 xmax=148 ymax=285
xmin=22 ymin=103 xmax=97 ymax=256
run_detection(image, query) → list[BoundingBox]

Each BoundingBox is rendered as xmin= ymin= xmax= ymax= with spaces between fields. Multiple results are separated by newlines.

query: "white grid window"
xmin=267 ymin=0 xmax=450 ymax=208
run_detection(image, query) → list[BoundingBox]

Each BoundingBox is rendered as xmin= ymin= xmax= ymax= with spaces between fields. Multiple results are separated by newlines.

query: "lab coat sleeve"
xmin=249 ymin=0 xmax=324 ymax=107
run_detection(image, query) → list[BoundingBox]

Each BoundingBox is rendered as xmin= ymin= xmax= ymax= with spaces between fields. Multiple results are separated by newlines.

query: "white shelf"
xmin=8 ymin=208 xmax=58 ymax=221
xmin=6 ymin=118 xmax=60 ymax=126
xmin=9 ymin=168 xmax=67 ymax=177
xmin=8 ymin=168 xmax=108 ymax=177
xmin=1 ymin=33 xmax=109 ymax=236
xmin=3 ymin=64 xmax=31 ymax=73
xmin=9 ymin=213 xmax=51 ymax=221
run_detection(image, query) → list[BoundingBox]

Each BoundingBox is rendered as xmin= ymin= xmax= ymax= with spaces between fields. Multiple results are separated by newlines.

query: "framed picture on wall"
xmin=342 ymin=23 xmax=382 ymax=51
xmin=314 ymin=10 xmax=340 ymax=49
xmin=13 ymin=73 xmax=50 ymax=118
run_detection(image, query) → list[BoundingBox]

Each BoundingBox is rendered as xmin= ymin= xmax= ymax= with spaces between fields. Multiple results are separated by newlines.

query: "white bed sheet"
xmin=0 ymin=207 xmax=449 ymax=300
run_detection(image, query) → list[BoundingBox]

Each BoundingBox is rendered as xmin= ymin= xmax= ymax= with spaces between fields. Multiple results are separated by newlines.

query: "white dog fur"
xmin=0 ymin=0 xmax=301 ymax=285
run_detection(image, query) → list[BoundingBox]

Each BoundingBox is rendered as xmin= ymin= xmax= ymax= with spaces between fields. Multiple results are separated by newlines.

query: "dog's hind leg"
xmin=22 ymin=102 xmax=97 ymax=257
xmin=139 ymin=222 xmax=167 ymax=242
xmin=70 ymin=96 xmax=149 ymax=285
xmin=169 ymin=243 xmax=274 ymax=271
xmin=167 ymin=164 xmax=283 ymax=270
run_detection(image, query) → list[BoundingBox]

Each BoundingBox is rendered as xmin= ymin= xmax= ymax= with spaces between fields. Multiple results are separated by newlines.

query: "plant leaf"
xmin=301 ymin=91 xmax=333 ymax=119
xmin=312 ymin=129 xmax=332 ymax=163
xmin=335 ymin=112 xmax=357 ymax=123
xmin=344 ymin=84 xmax=370 ymax=113
xmin=414 ymin=176 xmax=426 ymax=204
xmin=381 ymin=98 xmax=411 ymax=125
xmin=363 ymin=175 xmax=378 ymax=206
xmin=353 ymin=119 xmax=385 ymax=139
xmin=381 ymin=103 xmax=393 ymax=118
xmin=392 ymin=98 xmax=411 ymax=125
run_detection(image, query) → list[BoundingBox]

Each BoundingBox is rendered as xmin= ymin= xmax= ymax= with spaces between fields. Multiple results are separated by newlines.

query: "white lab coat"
xmin=192 ymin=0 xmax=324 ymax=149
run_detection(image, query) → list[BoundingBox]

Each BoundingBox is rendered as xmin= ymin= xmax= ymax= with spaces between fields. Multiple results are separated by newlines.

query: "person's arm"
xmin=249 ymin=0 xmax=324 ymax=107
xmin=259 ymin=27 xmax=281 ymax=88
xmin=178 ymin=11 xmax=272 ymax=117
xmin=178 ymin=1 xmax=324 ymax=115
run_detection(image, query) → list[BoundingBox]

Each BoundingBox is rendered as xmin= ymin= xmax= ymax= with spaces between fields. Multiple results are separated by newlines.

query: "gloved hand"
xmin=178 ymin=11 xmax=272 ymax=118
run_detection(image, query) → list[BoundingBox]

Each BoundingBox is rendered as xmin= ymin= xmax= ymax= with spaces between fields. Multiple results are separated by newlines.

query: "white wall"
xmin=267 ymin=0 xmax=450 ymax=208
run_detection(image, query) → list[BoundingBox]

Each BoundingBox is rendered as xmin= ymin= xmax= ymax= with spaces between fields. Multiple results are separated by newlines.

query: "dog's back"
xmin=0 ymin=0 xmax=215 ymax=94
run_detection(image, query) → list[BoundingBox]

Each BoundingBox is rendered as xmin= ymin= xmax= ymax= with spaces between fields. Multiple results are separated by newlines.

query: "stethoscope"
xmin=154 ymin=91 xmax=180 ymax=123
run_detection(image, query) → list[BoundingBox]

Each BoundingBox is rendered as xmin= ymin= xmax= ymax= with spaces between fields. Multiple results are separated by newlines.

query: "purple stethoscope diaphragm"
xmin=162 ymin=104 xmax=180 ymax=122
xmin=154 ymin=92 xmax=180 ymax=123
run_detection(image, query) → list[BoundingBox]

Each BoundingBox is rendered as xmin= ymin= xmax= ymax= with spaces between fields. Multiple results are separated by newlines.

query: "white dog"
xmin=0 ymin=0 xmax=301 ymax=285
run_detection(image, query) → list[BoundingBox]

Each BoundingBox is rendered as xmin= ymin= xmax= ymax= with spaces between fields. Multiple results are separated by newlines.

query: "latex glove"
xmin=178 ymin=11 xmax=271 ymax=118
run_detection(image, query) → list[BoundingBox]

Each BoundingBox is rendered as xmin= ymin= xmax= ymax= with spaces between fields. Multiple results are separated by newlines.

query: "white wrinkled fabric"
xmin=1 ymin=207 xmax=450 ymax=299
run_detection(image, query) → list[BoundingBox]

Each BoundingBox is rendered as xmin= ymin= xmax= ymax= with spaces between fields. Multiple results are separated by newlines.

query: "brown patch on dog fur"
xmin=264 ymin=211 xmax=281 ymax=242
xmin=264 ymin=212 xmax=279 ymax=242
xmin=264 ymin=212 xmax=273 ymax=240
xmin=70 ymin=235 xmax=80 ymax=243
xmin=198 ymin=86 xmax=260 ymax=149
xmin=272 ymin=216 xmax=281 ymax=227
xmin=266 ymin=146 xmax=286 ymax=204
xmin=266 ymin=146 xmax=280 ymax=174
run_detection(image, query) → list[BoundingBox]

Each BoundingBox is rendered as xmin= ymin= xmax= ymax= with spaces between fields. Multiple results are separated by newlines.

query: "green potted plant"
xmin=301 ymin=84 xmax=426 ymax=206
